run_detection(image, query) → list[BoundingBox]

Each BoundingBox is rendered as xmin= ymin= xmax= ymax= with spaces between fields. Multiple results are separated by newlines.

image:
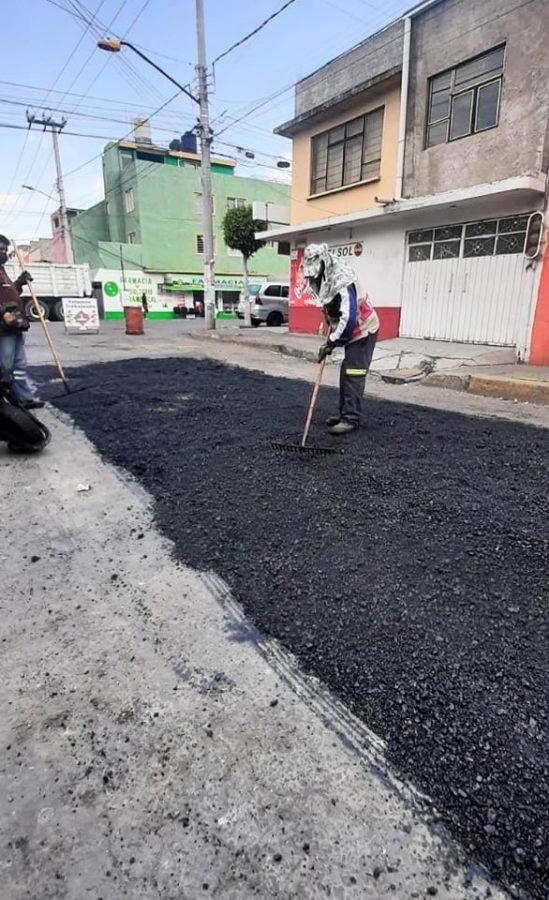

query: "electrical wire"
xmin=212 ymin=0 xmax=298 ymax=66
xmin=213 ymin=0 xmax=537 ymax=141
xmin=62 ymin=89 xmax=187 ymax=178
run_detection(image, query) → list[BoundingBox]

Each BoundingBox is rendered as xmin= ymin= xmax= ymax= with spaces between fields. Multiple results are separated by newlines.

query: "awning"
xmin=255 ymin=175 xmax=546 ymax=241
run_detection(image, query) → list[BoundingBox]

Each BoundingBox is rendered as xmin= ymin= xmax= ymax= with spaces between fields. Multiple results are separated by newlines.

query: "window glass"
xmin=343 ymin=135 xmax=363 ymax=184
xmin=409 ymin=244 xmax=432 ymax=262
xmin=263 ymin=285 xmax=281 ymax=297
xmin=345 ymin=117 xmax=364 ymax=138
xmin=465 ymin=220 xmax=497 ymax=237
xmin=409 ymin=214 xmax=531 ymax=261
xmin=434 ymin=225 xmax=462 ymax=241
xmin=496 ymin=233 xmax=525 ymax=255
xmin=328 ymin=125 xmax=345 ymax=144
xmin=499 ymin=215 xmax=529 ymax=233
xmin=280 ymin=286 xmax=289 ymax=297
xmin=433 ymin=240 xmax=461 ymax=259
xmin=427 ymin=121 xmax=448 ymax=147
xmin=310 ymin=107 xmax=383 ymax=194
xmin=426 ymin=45 xmax=504 ymax=146
xmin=463 ymin=237 xmax=496 ymax=257
xmin=475 ymin=81 xmax=500 ymax=131
xmin=449 ymin=91 xmax=474 ymax=140
xmin=409 ymin=229 xmax=434 ymax=244
xmin=431 ymin=71 xmax=452 ymax=92
xmin=430 ymin=92 xmax=451 ymax=123
xmin=455 ymin=46 xmax=504 ymax=91
xmin=326 ymin=143 xmax=344 ymax=191
xmin=123 ymin=188 xmax=135 ymax=214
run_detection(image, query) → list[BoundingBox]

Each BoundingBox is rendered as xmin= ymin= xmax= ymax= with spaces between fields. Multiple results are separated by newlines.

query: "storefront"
xmin=260 ymin=178 xmax=546 ymax=360
xmin=289 ymin=225 xmax=404 ymax=341
xmin=94 ymin=269 xmax=264 ymax=319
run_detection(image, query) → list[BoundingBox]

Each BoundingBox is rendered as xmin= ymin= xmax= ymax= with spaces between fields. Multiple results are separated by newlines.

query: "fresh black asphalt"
xmin=45 ymin=357 xmax=548 ymax=900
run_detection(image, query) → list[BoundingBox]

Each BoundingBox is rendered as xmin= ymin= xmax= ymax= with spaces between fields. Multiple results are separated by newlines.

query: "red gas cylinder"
xmin=124 ymin=305 xmax=144 ymax=335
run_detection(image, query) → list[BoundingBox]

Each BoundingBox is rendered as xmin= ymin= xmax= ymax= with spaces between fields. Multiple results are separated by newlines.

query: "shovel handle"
xmin=12 ymin=242 xmax=70 ymax=393
xmin=301 ymin=356 xmax=327 ymax=448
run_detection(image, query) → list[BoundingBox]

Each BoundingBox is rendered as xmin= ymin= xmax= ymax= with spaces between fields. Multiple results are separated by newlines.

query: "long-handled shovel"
xmin=271 ymin=355 xmax=338 ymax=457
xmin=12 ymin=241 xmax=71 ymax=395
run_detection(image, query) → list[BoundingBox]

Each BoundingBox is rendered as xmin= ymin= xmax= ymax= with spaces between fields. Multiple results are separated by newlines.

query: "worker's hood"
xmin=301 ymin=243 xmax=356 ymax=306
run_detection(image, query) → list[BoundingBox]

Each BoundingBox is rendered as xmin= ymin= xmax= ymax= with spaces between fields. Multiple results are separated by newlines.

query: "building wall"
xmin=75 ymin=144 xmax=290 ymax=282
xmin=72 ymin=201 xmax=110 ymax=268
xmin=290 ymin=83 xmax=401 ymax=224
xmin=403 ymin=0 xmax=549 ymax=198
xmin=294 ymin=19 xmax=403 ymax=115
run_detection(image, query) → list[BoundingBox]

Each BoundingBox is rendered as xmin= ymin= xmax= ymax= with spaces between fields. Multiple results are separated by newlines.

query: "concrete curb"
xmin=189 ymin=333 xmax=549 ymax=406
xmin=424 ymin=372 xmax=549 ymax=405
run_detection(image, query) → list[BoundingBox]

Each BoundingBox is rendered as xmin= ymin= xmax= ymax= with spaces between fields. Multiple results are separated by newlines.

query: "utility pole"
xmin=26 ymin=112 xmax=74 ymax=265
xmin=97 ymin=29 xmax=217 ymax=330
xmin=195 ymin=0 xmax=216 ymax=331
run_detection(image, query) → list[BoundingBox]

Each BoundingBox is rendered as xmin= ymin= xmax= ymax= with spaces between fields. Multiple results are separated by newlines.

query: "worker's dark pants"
xmin=339 ymin=332 xmax=378 ymax=425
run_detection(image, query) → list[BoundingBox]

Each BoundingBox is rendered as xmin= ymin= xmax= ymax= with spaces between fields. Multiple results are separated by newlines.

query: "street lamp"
xmin=97 ymin=11 xmax=217 ymax=330
xmin=22 ymin=184 xmax=57 ymax=202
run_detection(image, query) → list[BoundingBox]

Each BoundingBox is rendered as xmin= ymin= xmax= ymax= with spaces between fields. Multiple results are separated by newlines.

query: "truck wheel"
xmin=25 ymin=299 xmax=48 ymax=322
xmin=51 ymin=300 xmax=65 ymax=322
xmin=267 ymin=311 xmax=284 ymax=327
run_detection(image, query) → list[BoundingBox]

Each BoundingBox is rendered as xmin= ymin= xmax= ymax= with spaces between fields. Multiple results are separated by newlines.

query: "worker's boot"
xmin=329 ymin=418 xmax=357 ymax=435
xmin=325 ymin=414 xmax=341 ymax=427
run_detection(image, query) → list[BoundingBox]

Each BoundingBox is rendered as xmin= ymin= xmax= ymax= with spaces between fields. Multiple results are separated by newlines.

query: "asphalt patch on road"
xmin=43 ymin=356 xmax=548 ymax=899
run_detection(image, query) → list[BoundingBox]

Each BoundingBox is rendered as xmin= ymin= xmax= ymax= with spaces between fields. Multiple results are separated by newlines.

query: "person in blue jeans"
xmin=0 ymin=234 xmax=43 ymax=409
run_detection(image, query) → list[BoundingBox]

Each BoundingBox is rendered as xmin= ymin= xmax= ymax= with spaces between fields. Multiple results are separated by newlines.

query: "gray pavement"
xmin=0 ymin=321 xmax=524 ymax=898
xmin=0 ymin=409 xmax=508 ymax=899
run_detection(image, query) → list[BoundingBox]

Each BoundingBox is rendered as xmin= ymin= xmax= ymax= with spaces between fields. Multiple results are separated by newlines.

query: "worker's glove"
xmin=317 ymin=341 xmax=334 ymax=363
xmin=15 ymin=270 xmax=33 ymax=288
xmin=2 ymin=304 xmax=26 ymax=329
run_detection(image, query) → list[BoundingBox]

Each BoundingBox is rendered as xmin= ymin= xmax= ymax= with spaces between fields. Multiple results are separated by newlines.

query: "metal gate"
xmin=400 ymin=216 xmax=537 ymax=345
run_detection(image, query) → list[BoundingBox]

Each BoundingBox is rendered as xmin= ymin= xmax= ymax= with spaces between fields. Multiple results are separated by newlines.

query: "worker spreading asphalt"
xmin=47 ymin=356 xmax=549 ymax=900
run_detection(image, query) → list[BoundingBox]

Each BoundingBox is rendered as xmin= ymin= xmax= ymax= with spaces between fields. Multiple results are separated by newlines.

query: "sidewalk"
xmin=191 ymin=325 xmax=549 ymax=406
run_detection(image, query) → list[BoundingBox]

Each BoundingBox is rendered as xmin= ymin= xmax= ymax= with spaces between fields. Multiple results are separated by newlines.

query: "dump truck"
xmin=4 ymin=261 xmax=93 ymax=322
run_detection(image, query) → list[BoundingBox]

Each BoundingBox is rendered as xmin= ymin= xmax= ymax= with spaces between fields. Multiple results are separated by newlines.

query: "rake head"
xmin=270 ymin=441 xmax=340 ymax=457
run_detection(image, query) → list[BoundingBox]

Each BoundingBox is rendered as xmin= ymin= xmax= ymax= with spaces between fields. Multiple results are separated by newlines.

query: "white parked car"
xmin=237 ymin=281 xmax=290 ymax=327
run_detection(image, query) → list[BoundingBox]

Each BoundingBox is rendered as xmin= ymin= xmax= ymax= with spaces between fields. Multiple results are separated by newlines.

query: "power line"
xmin=213 ymin=0 xmax=537 ymax=140
xmin=212 ymin=0 xmax=298 ymax=66
xmin=62 ymin=89 xmax=185 ymax=177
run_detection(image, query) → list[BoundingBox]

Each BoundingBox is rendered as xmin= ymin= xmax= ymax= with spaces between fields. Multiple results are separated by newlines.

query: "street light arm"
xmin=97 ymin=37 xmax=199 ymax=105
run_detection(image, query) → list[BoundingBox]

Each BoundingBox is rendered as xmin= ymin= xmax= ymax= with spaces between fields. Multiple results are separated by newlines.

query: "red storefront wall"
xmin=289 ymin=248 xmax=400 ymax=340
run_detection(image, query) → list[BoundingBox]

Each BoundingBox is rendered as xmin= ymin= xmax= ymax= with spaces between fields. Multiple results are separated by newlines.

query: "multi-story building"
xmin=71 ymin=129 xmax=290 ymax=317
xmin=260 ymin=0 xmax=549 ymax=363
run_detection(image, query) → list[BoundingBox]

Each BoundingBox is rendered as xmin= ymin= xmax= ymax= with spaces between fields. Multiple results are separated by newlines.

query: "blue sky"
xmin=2 ymin=0 xmax=413 ymax=241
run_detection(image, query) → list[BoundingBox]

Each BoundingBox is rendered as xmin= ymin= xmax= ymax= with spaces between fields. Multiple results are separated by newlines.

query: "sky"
xmin=1 ymin=0 xmax=413 ymax=242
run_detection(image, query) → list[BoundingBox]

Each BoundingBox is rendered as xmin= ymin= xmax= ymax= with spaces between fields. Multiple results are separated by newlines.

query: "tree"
xmin=222 ymin=205 xmax=266 ymax=327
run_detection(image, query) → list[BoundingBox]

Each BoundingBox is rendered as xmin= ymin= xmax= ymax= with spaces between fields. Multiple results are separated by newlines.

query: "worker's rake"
xmin=271 ymin=356 xmax=340 ymax=457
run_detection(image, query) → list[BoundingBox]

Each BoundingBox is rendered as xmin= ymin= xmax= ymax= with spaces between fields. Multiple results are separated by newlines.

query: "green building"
xmin=71 ymin=137 xmax=290 ymax=318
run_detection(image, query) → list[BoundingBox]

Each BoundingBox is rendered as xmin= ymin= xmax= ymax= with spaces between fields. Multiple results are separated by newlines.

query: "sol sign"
xmin=330 ymin=241 xmax=364 ymax=258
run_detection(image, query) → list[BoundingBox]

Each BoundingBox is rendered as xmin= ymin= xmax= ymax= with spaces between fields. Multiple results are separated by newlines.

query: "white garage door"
xmin=400 ymin=215 xmax=536 ymax=345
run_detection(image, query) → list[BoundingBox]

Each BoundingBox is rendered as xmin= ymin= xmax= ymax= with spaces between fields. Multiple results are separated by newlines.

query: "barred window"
xmin=408 ymin=214 xmax=528 ymax=262
xmin=310 ymin=107 xmax=384 ymax=195
xmin=426 ymin=45 xmax=504 ymax=148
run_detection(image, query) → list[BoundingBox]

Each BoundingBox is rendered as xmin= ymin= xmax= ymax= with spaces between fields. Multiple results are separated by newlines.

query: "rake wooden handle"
xmin=301 ymin=356 xmax=327 ymax=448
xmin=12 ymin=242 xmax=70 ymax=394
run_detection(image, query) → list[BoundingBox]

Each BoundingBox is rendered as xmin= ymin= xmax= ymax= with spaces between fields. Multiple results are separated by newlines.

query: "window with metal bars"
xmin=310 ymin=107 xmax=384 ymax=195
xmin=407 ymin=215 xmax=529 ymax=262
xmin=426 ymin=45 xmax=505 ymax=148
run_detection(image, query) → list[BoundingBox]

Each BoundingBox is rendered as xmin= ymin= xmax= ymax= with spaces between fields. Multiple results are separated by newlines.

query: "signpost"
xmin=62 ymin=296 xmax=100 ymax=334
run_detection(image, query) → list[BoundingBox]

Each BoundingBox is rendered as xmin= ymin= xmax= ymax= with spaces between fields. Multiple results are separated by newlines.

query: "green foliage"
xmin=222 ymin=205 xmax=267 ymax=260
